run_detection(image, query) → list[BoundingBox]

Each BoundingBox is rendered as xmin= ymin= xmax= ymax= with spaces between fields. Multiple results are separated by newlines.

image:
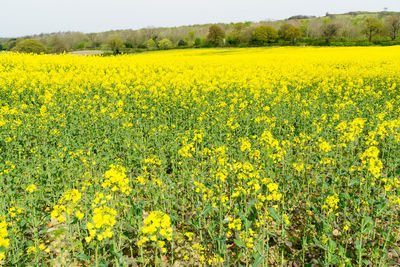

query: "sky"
xmin=1 ymin=0 xmax=399 ymax=37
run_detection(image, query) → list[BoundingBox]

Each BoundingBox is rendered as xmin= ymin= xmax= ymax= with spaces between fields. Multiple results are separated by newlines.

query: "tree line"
xmin=1 ymin=12 xmax=400 ymax=54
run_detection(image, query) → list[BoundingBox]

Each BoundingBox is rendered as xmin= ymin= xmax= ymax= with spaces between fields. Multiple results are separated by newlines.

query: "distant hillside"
xmin=1 ymin=11 xmax=400 ymax=53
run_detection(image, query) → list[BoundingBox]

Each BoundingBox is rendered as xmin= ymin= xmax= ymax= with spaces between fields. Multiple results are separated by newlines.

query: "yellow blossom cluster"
xmin=0 ymin=219 xmax=9 ymax=261
xmin=102 ymin=164 xmax=131 ymax=195
xmin=360 ymin=146 xmax=383 ymax=178
xmin=86 ymin=205 xmax=117 ymax=243
xmin=322 ymin=193 xmax=339 ymax=215
xmin=138 ymin=211 xmax=172 ymax=253
xmin=51 ymin=189 xmax=83 ymax=222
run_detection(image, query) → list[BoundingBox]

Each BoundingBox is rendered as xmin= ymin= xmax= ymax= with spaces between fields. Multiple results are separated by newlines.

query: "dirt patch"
xmin=69 ymin=50 xmax=105 ymax=56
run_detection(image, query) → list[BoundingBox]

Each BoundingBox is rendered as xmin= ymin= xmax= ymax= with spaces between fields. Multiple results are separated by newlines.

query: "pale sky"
xmin=1 ymin=0 xmax=399 ymax=37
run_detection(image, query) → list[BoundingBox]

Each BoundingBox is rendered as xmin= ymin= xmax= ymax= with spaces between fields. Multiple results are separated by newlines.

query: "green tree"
xmin=362 ymin=18 xmax=384 ymax=42
xmin=321 ymin=23 xmax=341 ymax=44
xmin=206 ymin=25 xmax=226 ymax=46
xmin=279 ymin=24 xmax=302 ymax=44
xmin=185 ymin=30 xmax=195 ymax=45
xmin=253 ymin=25 xmax=278 ymax=44
xmin=194 ymin=37 xmax=202 ymax=47
xmin=226 ymin=23 xmax=245 ymax=46
xmin=386 ymin=15 xmax=400 ymax=40
xmin=177 ymin=40 xmax=187 ymax=47
xmin=13 ymin=39 xmax=46 ymax=54
xmin=158 ymin=38 xmax=173 ymax=50
xmin=300 ymin=19 xmax=310 ymax=37
xmin=146 ymin=38 xmax=156 ymax=49
xmin=51 ymin=41 xmax=69 ymax=54
xmin=108 ymin=38 xmax=125 ymax=54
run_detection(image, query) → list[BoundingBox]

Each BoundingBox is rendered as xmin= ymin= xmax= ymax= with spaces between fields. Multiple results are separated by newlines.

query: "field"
xmin=0 ymin=47 xmax=399 ymax=266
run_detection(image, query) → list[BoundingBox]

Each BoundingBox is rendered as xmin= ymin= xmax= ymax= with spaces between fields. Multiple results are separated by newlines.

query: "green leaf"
xmin=362 ymin=216 xmax=373 ymax=233
xmin=75 ymin=253 xmax=91 ymax=261
xmin=234 ymin=238 xmax=245 ymax=248
xmin=252 ymin=254 xmax=266 ymax=267
xmin=268 ymin=207 xmax=281 ymax=223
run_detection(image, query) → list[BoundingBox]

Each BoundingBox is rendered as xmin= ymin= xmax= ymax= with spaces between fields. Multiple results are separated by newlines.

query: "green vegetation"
xmin=158 ymin=38 xmax=173 ymax=50
xmin=279 ymin=23 xmax=303 ymax=44
xmin=12 ymin=39 xmax=46 ymax=54
xmin=1 ymin=11 xmax=400 ymax=54
xmin=206 ymin=24 xmax=226 ymax=46
xmin=362 ymin=18 xmax=385 ymax=42
xmin=321 ymin=23 xmax=340 ymax=44
xmin=386 ymin=14 xmax=400 ymax=40
xmin=107 ymin=38 xmax=125 ymax=54
xmin=253 ymin=26 xmax=278 ymax=44
xmin=1 ymin=47 xmax=400 ymax=266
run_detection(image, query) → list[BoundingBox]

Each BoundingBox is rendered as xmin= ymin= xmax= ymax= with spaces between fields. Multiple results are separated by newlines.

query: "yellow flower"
xmin=184 ymin=232 xmax=194 ymax=241
xmin=26 ymin=184 xmax=37 ymax=193
xmin=75 ymin=210 xmax=84 ymax=220
xmin=139 ymin=211 xmax=172 ymax=251
xmin=27 ymin=246 xmax=37 ymax=254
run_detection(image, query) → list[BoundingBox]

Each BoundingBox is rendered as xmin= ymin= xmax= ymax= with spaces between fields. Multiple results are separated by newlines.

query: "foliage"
xmin=12 ymin=39 xmax=45 ymax=54
xmin=321 ymin=23 xmax=341 ymax=44
xmin=386 ymin=15 xmax=400 ymax=40
xmin=279 ymin=24 xmax=302 ymax=43
xmin=51 ymin=41 xmax=69 ymax=54
xmin=362 ymin=18 xmax=385 ymax=42
xmin=226 ymin=23 xmax=245 ymax=46
xmin=206 ymin=25 xmax=226 ymax=46
xmin=253 ymin=25 xmax=278 ymax=44
xmin=177 ymin=39 xmax=187 ymax=47
xmin=194 ymin=37 xmax=202 ymax=47
xmin=107 ymin=38 xmax=125 ymax=54
xmin=146 ymin=38 xmax=156 ymax=49
xmin=158 ymin=38 xmax=172 ymax=50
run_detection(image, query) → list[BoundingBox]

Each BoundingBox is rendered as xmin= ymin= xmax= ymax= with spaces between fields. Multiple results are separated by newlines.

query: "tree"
xmin=386 ymin=15 xmax=400 ymax=40
xmin=300 ymin=19 xmax=311 ymax=37
xmin=158 ymin=38 xmax=173 ymax=50
xmin=146 ymin=38 xmax=156 ymax=49
xmin=206 ymin=25 xmax=226 ymax=46
xmin=321 ymin=23 xmax=341 ymax=44
xmin=226 ymin=31 xmax=241 ymax=46
xmin=279 ymin=24 xmax=302 ymax=44
xmin=194 ymin=37 xmax=202 ymax=47
xmin=87 ymin=33 xmax=101 ymax=48
xmin=51 ymin=41 xmax=69 ymax=54
xmin=108 ymin=38 xmax=125 ymax=54
xmin=13 ymin=39 xmax=46 ymax=54
xmin=253 ymin=25 xmax=278 ymax=45
xmin=185 ymin=30 xmax=195 ymax=45
xmin=226 ymin=23 xmax=245 ymax=46
xmin=362 ymin=18 xmax=384 ymax=42
xmin=177 ymin=40 xmax=187 ymax=46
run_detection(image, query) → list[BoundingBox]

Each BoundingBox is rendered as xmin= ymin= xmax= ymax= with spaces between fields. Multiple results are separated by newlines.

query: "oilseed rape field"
xmin=0 ymin=47 xmax=400 ymax=266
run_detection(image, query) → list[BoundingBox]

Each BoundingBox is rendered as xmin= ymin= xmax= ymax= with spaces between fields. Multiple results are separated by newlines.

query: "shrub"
xmin=108 ymin=38 xmax=125 ymax=54
xmin=252 ymin=26 xmax=278 ymax=45
xmin=146 ymin=39 xmax=156 ymax=49
xmin=158 ymin=38 xmax=173 ymax=50
xmin=13 ymin=39 xmax=46 ymax=54
xmin=194 ymin=38 xmax=202 ymax=47
xmin=51 ymin=42 xmax=69 ymax=54
xmin=177 ymin=40 xmax=187 ymax=47
xmin=279 ymin=24 xmax=302 ymax=44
